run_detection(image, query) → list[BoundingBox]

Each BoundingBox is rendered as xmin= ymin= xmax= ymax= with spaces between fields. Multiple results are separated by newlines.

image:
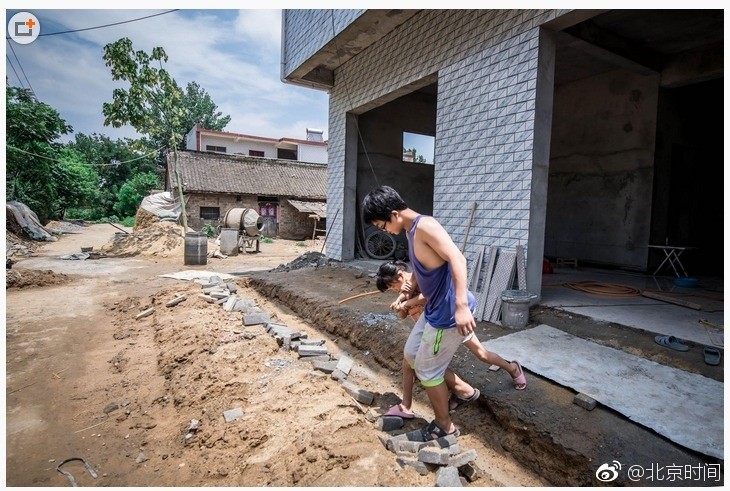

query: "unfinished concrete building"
xmin=280 ymin=9 xmax=723 ymax=300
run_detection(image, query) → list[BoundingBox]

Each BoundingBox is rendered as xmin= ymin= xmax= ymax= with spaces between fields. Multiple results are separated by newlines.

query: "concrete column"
xmin=341 ymin=112 xmax=359 ymax=260
xmin=527 ymin=27 xmax=556 ymax=302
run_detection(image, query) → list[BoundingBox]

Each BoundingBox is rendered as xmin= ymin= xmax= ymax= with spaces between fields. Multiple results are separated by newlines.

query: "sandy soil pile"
xmin=270 ymin=251 xmax=333 ymax=272
xmin=133 ymin=207 xmax=160 ymax=231
xmin=101 ymin=221 xmax=187 ymax=258
xmin=44 ymin=220 xmax=86 ymax=234
xmin=6 ymin=268 xmax=71 ymax=289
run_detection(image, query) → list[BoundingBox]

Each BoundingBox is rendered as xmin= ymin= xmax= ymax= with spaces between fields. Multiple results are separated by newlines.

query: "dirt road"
xmin=5 ymin=224 xmax=545 ymax=486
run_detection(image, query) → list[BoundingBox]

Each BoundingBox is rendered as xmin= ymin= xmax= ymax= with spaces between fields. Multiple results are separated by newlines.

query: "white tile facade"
xmin=283 ymin=9 xmax=567 ymax=261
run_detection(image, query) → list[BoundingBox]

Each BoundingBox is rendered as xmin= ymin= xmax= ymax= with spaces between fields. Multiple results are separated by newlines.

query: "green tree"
xmin=67 ymin=133 xmax=160 ymax=219
xmin=6 ymin=87 xmax=72 ymax=222
xmin=114 ymin=172 xmax=160 ymax=218
xmin=53 ymin=148 xmax=100 ymax=219
xmin=180 ymin=81 xmax=231 ymax=139
xmin=102 ymin=37 xmax=189 ymax=230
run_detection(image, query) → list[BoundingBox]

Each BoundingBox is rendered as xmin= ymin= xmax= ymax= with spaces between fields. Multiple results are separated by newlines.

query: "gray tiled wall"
xmin=284 ymin=9 xmax=566 ymax=261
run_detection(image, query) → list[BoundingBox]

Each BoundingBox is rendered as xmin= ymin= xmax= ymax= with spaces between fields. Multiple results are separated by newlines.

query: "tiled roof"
xmin=169 ymin=151 xmax=327 ymax=199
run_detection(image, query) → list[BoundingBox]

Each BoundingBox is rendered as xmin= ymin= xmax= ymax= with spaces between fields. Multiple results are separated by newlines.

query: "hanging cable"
xmin=6 ymin=54 xmax=26 ymax=90
xmin=3 ymin=10 xmax=180 ymax=39
xmin=6 ymin=144 xmax=164 ymax=166
xmin=7 ymin=41 xmax=35 ymax=97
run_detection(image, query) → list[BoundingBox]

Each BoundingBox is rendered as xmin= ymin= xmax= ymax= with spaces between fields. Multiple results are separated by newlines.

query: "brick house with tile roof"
xmin=167 ymin=150 xmax=327 ymax=239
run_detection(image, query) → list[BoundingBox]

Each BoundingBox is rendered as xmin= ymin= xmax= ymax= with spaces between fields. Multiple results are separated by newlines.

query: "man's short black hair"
xmin=362 ymin=185 xmax=407 ymax=224
xmin=375 ymin=260 xmax=409 ymax=292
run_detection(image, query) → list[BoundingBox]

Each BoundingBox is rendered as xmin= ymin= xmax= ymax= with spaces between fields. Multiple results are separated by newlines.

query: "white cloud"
xmin=5 ymin=9 xmax=328 ymax=142
xmin=233 ymin=9 xmax=282 ymax=49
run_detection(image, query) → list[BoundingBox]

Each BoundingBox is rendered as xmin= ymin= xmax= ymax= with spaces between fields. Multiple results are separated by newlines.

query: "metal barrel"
xmin=184 ymin=232 xmax=208 ymax=265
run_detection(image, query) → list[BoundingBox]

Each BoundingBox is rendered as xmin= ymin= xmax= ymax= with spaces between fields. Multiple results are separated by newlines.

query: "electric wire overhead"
xmin=7 ymin=40 xmax=35 ymax=97
xmin=6 ymin=54 xmax=26 ymax=90
xmin=7 ymin=144 xmax=165 ymax=167
xmin=4 ymin=10 xmax=179 ymax=39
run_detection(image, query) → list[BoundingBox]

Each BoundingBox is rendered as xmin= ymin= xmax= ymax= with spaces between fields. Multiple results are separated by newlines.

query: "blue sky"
xmin=4 ymin=9 xmax=330 ymax=143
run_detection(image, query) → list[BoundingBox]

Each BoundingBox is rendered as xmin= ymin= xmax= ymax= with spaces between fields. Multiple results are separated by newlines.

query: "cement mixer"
xmin=218 ymin=208 xmax=264 ymax=255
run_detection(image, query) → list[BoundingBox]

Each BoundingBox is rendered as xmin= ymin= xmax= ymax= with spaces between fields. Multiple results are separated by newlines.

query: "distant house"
xmin=184 ymin=124 xmax=328 ymax=164
xmin=167 ymin=150 xmax=327 ymax=239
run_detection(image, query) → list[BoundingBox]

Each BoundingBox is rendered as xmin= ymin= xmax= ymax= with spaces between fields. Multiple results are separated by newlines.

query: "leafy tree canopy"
xmin=102 ymin=37 xmax=230 ymax=154
xmin=6 ymin=87 xmax=73 ymax=221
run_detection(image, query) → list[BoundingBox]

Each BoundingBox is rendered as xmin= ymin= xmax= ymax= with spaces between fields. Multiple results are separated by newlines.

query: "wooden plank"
xmin=641 ymin=291 xmax=702 ymax=310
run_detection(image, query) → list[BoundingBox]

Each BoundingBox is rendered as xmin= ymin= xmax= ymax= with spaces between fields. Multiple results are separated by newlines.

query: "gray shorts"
xmin=403 ymin=313 xmax=472 ymax=387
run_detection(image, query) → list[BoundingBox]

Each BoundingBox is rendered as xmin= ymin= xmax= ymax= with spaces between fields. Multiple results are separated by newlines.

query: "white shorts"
xmin=403 ymin=313 xmax=471 ymax=387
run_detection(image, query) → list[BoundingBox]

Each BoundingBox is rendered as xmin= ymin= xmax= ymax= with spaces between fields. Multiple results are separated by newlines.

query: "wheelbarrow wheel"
xmin=365 ymin=230 xmax=396 ymax=260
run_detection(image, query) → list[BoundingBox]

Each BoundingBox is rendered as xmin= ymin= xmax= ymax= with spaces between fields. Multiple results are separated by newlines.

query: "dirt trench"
xmin=244 ymin=265 xmax=722 ymax=487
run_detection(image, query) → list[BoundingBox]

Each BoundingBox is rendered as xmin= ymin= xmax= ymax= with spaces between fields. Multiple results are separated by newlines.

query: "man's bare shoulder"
xmin=415 ymin=216 xmax=447 ymax=236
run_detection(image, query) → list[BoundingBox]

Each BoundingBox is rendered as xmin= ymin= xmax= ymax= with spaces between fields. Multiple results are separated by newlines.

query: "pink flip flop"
xmin=511 ymin=361 xmax=527 ymax=390
xmin=384 ymin=404 xmax=415 ymax=419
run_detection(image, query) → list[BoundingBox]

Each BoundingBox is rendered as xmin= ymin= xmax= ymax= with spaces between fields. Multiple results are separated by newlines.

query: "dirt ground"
xmin=5 ymin=223 xmax=550 ymax=487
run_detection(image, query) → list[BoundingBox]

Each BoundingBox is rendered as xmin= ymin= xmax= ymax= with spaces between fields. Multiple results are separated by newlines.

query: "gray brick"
xmin=304 ymin=355 xmax=331 ymax=363
xmin=418 ymin=447 xmax=451 ymax=465
xmin=311 ymin=360 xmax=337 ymax=373
xmin=445 ymin=444 xmax=462 ymax=455
xmin=223 ymin=407 xmax=244 ymax=423
xmin=574 ymin=393 xmax=597 ymax=410
xmin=223 ymin=294 xmax=238 ymax=312
xmin=330 ymin=368 xmax=347 ymax=381
xmin=335 ymin=355 xmax=354 ymax=375
xmin=394 ymin=440 xmax=427 ymax=454
xmin=448 ymin=449 xmax=477 ymax=467
xmin=396 ymin=456 xmax=430 ymax=476
xmin=243 ymin=312 xmax=271 ymax=326
xmin=267 ymin=323 xmax=292 ymax=337
xmin=339 ymin=380 xmax=374 ymax=405
xmin=377 ymin=416 xmax=404 ymax=431
xmin=299 ymin=339 xmax=325 ymax=346
xmin=198 ymin=294 xmax=215 ymax=303
xmin=435 ymin=466 xmax=462 ymax=487
xmin=385 ymin=433 xmax=410 ymax=452
xmin=232 ymin=299 xmax=250 ymax=312
xmin=165 ymin=295 xmax=187 ymax=307
xmin=135 ymin=307 xmax=154 ymax=320
xmin=298 ymin=345 xmax=328 ymax=357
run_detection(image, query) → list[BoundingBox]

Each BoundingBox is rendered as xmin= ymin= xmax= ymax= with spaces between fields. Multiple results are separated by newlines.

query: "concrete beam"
xmin=563 ymin=19 xmax=662 ymax=73
xmin=660 ymin=43 xmax=724 ymax=88
xmin=554 ymin=30 xmax=657 ymax=76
